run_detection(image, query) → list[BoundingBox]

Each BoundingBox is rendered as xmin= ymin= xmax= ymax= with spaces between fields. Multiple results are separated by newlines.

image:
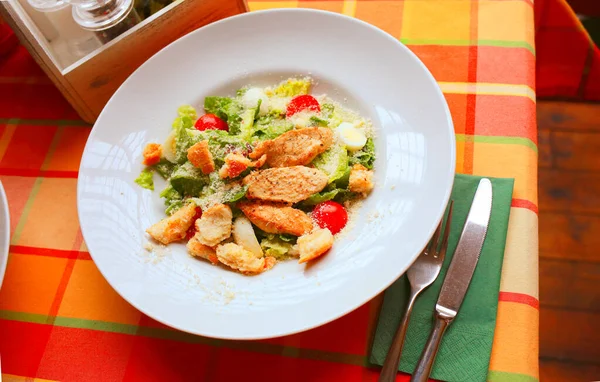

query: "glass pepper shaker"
xmin=69 ymin=0 xmax=141 ymax=43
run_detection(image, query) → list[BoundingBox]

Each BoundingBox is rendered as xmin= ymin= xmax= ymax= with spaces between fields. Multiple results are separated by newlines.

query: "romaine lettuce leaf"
xmin=155 ymin=158 xmax=176 ymax=179
xmin=177 ymin=105 xmax=197 ymax=120
xmin=321 ymin=103 xmax=334 ymax=119
xmin=204 ymin=96 xmax=244 ymax=134
xmin=302 ymin=189 xmax=340 ymax=206
xmin=172 ymin=115 xmax=194 ymax=130
xmin=273 ymin=78 xmax=311 ymax=97
xmin=313 ymin=144 xmax=349 ymax=183
xmin=135 ymin=169 xmax=154 ymax=190
xmin=174 ymin=126 xmax=196 ymax=163
xmin=309 ymin=116 xmax=329 ymax=127
xmin=260 ymin=235 xmax=296 ymax=259
xmin=253 ymin=117 xmax=294 ymax=141
xmin=350 ymin=137 xmax=375 ymax=169
xmin=170 ymin=162 xmax=209 ymax=197
xmin=160 ymin=184 xmax=183 ymax=215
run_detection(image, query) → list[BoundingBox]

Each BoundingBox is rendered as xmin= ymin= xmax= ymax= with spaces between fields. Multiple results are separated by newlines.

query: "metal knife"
xmin=410 ymin=178 xmax=493 ymax=382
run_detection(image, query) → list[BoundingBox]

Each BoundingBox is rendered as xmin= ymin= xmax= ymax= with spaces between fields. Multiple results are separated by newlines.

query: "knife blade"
xmin=435 ymin=177 xmax=493 ymax=319
xmin=410 ymin=178 xmax=493 ymax=382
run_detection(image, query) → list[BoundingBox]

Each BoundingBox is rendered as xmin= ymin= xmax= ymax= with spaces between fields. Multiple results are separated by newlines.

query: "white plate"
xmin=77 ymin=9 xmax=455 ymax=339
xmin=0 ymin=181 xmax=10 ymax=289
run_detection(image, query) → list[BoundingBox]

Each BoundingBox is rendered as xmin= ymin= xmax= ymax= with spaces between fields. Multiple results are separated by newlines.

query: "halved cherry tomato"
xmin=185 ymin=206 xmax=203 ymax=240
xmin=286 ymin=95 xmax=321 ymax=118
xmin=312 ymin=201 xmax=348 ymax=235
xmin=194 ymin=114 xmax=228 ymax=131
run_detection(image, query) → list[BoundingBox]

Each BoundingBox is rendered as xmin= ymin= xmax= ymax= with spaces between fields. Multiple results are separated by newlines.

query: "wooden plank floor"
xmin=537 ymin=101 xmax=600 ymax=381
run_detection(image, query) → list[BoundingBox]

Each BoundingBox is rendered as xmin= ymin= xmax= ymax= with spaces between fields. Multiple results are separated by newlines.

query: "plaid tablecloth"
xmin=3 ymin=0 xmax=584 ymax=380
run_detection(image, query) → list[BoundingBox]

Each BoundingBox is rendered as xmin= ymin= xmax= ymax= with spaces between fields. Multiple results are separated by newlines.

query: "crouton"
xmin=187 ymin=140 xmax=215 ymax=174
xmin=216 ymin=242 xmax=275 ymax=274
xmin=146 ymin=203 xmax=196 ymax=244
xmin=142 ymin=143 xmax=162 ymax=166
xmin=187 ymin=234 xmax=218 ymax=264
xmin=297 ymin=228 xmax=334 ymax=263
xmin=349 ymin=164 xmax=374 ymax=195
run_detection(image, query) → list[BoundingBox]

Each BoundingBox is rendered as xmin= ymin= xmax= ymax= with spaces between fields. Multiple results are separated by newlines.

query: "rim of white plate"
xmin=0 ymin=180 xmax=10 ymax=290
xmin=77 ymin=8 xmax=456 ymax=339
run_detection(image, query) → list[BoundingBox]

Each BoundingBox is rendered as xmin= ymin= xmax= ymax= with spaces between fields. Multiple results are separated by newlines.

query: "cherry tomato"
xmin=194 ymin=114 xmax=228 ymax=131
xmin=185 ymin=206 xmax=203 ymax=240
xmin=286 ymin=95 xmax=321 ymax=118
xmin=312 ymin=201 xmax=348 ymax=235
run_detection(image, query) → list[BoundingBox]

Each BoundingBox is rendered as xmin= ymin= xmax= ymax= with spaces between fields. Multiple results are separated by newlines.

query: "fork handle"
xmin=378 ymin=289 xmax=420 ymax=382
xmin=410 ymin=313 xmax=452 ymax=382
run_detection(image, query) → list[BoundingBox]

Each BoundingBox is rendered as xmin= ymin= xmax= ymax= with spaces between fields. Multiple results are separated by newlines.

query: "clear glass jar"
xmin=69 ymin=0 xmax=140 ymax=43
xmin=27 ymin=0 xmax=102 ymax=67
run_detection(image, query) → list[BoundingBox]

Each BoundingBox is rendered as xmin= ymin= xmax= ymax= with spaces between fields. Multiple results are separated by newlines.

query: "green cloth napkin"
xmin=369 ymin=174 xmax=514 ymax=382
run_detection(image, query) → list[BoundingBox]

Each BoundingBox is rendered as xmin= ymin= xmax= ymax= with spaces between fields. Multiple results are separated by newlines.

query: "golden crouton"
xmin=243 ymin=166 xmax=328 ymax=203
xmin=216 ymin=242 xmax=275 ymax=274
xmin=238 ymin=201 xmax=313 ymax=236
xmin=187 ymin=140 xmax=215 ymax=174
xmin=297 ymin=228 xmax=334 ymax=263
xmin=187 ymin=234 xmax=218 ymax=264
xmin=219 ymin=153 xmax=268 ymax=179
xmin=195 ymin=203 xmax=232 ymax=246
xmin=219 ymin=153 xmax=252 ymax=179
xmin=349 ymin=164 xmax=374 ymax=195
xmin=146 ymin=203 xmax=197 ymax=244
xmin=142 ymin=143 xmax=162 ymax=166
xmin=249 ymin=127 xmax=334 ymax=167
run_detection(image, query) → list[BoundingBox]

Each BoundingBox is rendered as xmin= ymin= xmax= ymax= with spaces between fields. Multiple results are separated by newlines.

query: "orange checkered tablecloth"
xmin=2 ymin=0 xmax=596 ymax=380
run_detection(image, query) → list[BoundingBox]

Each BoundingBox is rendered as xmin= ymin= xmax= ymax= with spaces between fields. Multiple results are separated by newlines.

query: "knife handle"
xmin=410 ymin=313 xmax=452 ymax=382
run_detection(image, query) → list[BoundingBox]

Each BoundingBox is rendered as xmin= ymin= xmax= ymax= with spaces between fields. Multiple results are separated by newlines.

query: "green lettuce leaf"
xmin=170 ymin=162 xmax=209 ymax=197
xmin=309 ymin=116 xmax=329 ymax=127
xmin=204 ymin=96 xmax=244 ymax=134
xmin=222 ymin=185 xmax=248 ymax=204
xmin=301 ymin=189 xmax=340 ymax=206
xmin=135 ymin=169 xmax=154 ymax=190
xmin=313 ymin=144 xmax=349 ymax=183
xmin=155 ymin=158 xmax=176 ymax=179
xmin=177 ymin=105 xmax=197 ymax=120
xmin=172 ymin=115 xmax=194 ymax=130
xmin=260 ymin=235 xmax=296 ymax=260
xmin=350 ymin=137 xmax=375 ymax=169
xmin=159 ymin=184 xmax=183 ymax=215
xmin=273 ymin=78 xmax=311 ymax=97
xmin=321 ymin=103 xmax=334 ymax=119
xmin=253 ymin=117 xmax=294 ymax=141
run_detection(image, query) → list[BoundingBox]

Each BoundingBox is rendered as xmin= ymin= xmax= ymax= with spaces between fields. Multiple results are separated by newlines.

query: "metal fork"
xmin=378 ymin=201 xmax=454 ymax=382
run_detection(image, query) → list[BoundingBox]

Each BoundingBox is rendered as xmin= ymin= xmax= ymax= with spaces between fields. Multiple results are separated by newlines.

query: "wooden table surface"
xmin=537 ymin=100 xmax=600 ymax=381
